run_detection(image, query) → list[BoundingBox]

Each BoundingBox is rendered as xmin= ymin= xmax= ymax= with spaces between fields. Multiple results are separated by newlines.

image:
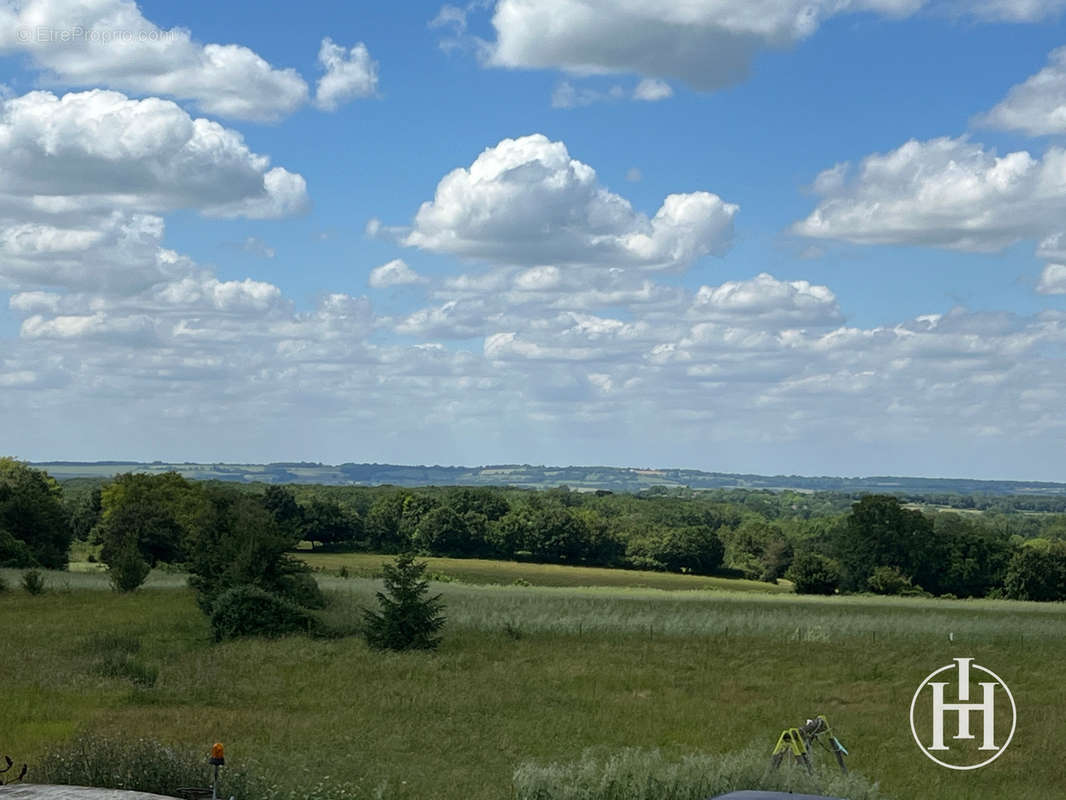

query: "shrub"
xmin=279 ymin=570 xmax=326 ymax=609
xmin=364 ymin=552 xmax=445 ymax=651
xmin=866 ymin=565 xmax=912 ymax=596
xmin=209 ymin=584 xmax=317 ymax=642
xmin=0 ymin=572 xmax=7 ymax=593
xmin=785 ymin=553 xmax=841 ymax=596
xmin=21 ymin=568 xmax=45 ymax=595
xmin=512 ymin=746 xmax=883 ymax=800
xmin=108 ymin=544 xmax=151 ymax=592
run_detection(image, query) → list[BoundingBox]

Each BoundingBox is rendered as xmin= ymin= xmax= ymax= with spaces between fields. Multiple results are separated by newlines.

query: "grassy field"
xmin=297 ymin=551 xmax=793 ymax=593
xmin=1 ymin=568 xmax=1062 ymax=799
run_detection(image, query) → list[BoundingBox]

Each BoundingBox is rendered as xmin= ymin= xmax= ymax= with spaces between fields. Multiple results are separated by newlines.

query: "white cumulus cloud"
xmin=1037 ymin=263 xmax=1066 ymax=294
xmin=314 ymin=38 xmax=380 ymax=111
xmin=0 ymin=0 xmax=310 ymax=120
xmin=977 ymin=46 xmax=1066 ymax=135
xmin=369 ymin=259 xmax=427 ymax=288
xmin=0 ymin=89 xmax=308 ymax=293
xmin=633 ymin=78 xmax=673 ymax=101
xmin=793 ymin=136 xmax=1066 ymax=252
xmin=400 ymin=134 xmax=737 ymax=270
xmin=469 ymin=0 xmax=1057 ymax=95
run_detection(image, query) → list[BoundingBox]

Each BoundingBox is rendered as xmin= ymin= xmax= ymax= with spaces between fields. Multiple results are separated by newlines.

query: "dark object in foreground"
xmin=711 ymin=793 xmax=845 ymax=800
xmin=770 ymin=715 xmax=848 ymax=774
xmin=0 ymin=756 xmax=27 ymax=785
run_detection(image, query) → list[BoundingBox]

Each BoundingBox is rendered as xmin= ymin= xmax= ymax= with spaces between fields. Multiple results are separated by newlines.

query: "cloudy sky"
xmin=2 ymin=0 xmax=1066 ymax=480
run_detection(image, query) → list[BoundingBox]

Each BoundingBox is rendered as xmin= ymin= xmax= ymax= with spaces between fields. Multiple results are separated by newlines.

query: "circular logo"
xmin=909 ymin=658 xmax=1016 ymax=770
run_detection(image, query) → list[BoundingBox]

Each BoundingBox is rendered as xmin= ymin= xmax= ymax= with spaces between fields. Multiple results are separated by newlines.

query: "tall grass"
xmin=513 ymin=746 xmax=883 ymax=800
xmin=316 ymin=577 xmax=1066 ymax=644
xmin=3 ymin=573 xmax=1062 ymax=800
xmin=36 ymin=734 xmax=379 ymax=800
xmin=300 ymin=552 xmax=791 ymax=593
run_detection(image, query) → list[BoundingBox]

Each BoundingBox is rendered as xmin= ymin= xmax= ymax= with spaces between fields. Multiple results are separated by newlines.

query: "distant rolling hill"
xmin=28 ymin=460 xmax=1066 ymax=496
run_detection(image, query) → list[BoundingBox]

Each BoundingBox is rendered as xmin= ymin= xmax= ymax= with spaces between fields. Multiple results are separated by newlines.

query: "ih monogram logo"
xmin=910 ymin=657 xmax=1016 ymax=770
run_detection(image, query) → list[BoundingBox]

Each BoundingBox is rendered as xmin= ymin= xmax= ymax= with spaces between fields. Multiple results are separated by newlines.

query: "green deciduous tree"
xmin=413 ymin=505 xmax=474 ymax=556
xmin=626 ymin=525 xmax=724 ymax=575
xmin=365 ymin=491 xmax=410 ymax=552
xmin=185 ymin=484 xmax=322 ymax=613
xmin=786 ymin=552 xmax=841 ymax=595
xmin=96 ymin=499 xmax=185 ymax=569
xmin=301 ymin=498 xmax=362 ymax=549
xmin=66 ymin=487 xmax=102 ymax=542
xmin=1003 ymin=540 xmax=1066 ymax=601
xmin=262 ymin=485 xmax=305 ymax=540
xmin=834 ymin=495 xmax=933 ymax=591
xmin=0 ymin=458 xmax=71 ymax=569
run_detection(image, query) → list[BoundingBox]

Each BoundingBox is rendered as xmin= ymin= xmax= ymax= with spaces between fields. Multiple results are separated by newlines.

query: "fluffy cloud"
xmin=6 ymin=250 xmax=1066 ymax=475
xmin=0 ymin=212 xmax=188 ymax=292
xmin=1037 ymin=263 xmax=1066 ymax=294
xmin=368 ymin=259 xmax=427 ymax=288
xmin=400 ymin=134 xmax=737 ymax=270
xmin=977 ymin=46 xmax=1066 ymax=135
xmin=0 ymin=0 xmax=304 ymax=120
xmin=470 ymin=0 xmax=1058 ymax=94
xmin=793 ymin=136 xmax=1066 ymax=251
xmin=0 ymin=2 xmax=380 ymax=120
xmin=0 ymin=89 xmax=307 ymax=292
xmin=633 ymin=78 xmax=673 ymax=102
xmin=0 ymin=90 xmax=307 ymax=218
xmin=314 ymin=38 xmax=379 ymax=111
xmin=689 ymin=273 xmax=842 ymax=327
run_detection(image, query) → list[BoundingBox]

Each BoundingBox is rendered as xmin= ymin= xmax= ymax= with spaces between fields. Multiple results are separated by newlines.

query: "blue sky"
xmin=2 ymin=0 xmax=1066 ymax=480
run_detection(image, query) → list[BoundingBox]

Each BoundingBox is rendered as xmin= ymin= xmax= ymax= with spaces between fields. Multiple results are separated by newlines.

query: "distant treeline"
xmin=5 ymin=457 xmax=1066 ymax=602
xmin=33 ymin=460 xmax=1066 ymax=499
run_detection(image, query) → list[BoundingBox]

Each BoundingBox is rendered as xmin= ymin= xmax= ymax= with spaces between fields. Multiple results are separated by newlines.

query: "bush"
xmin=209 ymin=585 xmax=317 ymax=642
xmin=512 ymin=746 xmax=883 ymax=800
xmin=866 ymin=565 xmax=913 ymax=596
xmin=108 ymin=544 xmax=151 ymax=592
xmin=21 ymin=568 xmax=45 ymax=595
xmin=279 ymin=570 xmax=326 ymax=609
xmin=364 ymin=552 xmax=446 ymax=651
xmin=785 ymin=553 xmax=841 ymax=596
xmin=0 ymin=572 xmax=7 ymax=593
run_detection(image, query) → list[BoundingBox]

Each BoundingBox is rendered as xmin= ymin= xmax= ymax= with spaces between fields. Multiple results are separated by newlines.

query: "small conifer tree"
xmin=364 ymin=552 xmax=445 ymax=651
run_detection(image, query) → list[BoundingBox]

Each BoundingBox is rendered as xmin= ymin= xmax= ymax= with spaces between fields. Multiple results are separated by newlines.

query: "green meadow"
xmin=1 ymin=567 xmax=1061 ymax=800
xmin=296 ymin=550 xmax=793 ymax=593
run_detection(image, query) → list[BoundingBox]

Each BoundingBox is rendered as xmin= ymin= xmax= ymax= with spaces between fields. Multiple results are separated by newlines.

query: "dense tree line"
xmin=4 ymin=458 xmax=1066 ymax=603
